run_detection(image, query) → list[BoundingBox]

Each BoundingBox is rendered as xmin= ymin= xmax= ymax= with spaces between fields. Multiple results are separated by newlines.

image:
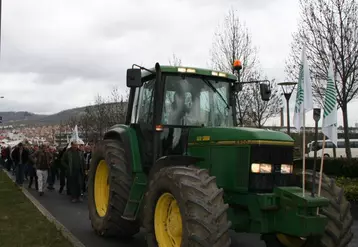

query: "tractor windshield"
xmin=162 ymin=75 xmax=233 ymax=127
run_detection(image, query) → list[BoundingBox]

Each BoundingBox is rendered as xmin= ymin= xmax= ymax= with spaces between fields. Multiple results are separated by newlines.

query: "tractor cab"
xmin=125 ymin=62 xmax=271 ymax=170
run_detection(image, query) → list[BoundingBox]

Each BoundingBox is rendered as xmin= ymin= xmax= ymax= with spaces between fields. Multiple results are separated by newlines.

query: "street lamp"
xmin=279 ymin=92 xmax=284 ymax=127
xmin=278 ymin=82 xmax=297 ymax=135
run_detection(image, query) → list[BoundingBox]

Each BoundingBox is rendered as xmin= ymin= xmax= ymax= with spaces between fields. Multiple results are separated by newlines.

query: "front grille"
xmin=249 ymin=145 xmax=295 ymax=192
xmin=251 ymin=145 xmax=293 ymax=164
xmin=249 ymin=173 xmax=296 ymax=192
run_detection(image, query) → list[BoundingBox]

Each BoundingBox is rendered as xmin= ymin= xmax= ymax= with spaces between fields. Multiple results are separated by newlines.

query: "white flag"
xmin=293 ymin=46 xmax=313 ymax=131
xmin=70 ymin=125 xmax=79 ymax=142
xmin=322 ymin=59 xmax=338 ymax=146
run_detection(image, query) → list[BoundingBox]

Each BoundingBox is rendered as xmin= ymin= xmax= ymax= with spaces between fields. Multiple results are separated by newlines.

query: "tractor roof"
xmin=141 ymin=65 xmax=237 ymax=81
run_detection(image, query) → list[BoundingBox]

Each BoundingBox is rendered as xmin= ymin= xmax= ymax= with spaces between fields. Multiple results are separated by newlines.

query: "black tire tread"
xmin=88 ymin=139 xmax=139 ymax=238
xmin=143 ymin=165 xmax=231 ymax=247
xmin=298 ymin=169 xmax=353 ymax=247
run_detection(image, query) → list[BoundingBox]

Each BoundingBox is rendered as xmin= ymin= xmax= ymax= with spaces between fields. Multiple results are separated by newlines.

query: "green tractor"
xmin=87 ymin=62 xmax=353 ymax=247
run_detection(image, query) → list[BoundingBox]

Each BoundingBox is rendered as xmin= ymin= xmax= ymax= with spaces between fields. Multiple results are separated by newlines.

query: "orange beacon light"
xmin=233 ymin=60 xmax=242 ymax=71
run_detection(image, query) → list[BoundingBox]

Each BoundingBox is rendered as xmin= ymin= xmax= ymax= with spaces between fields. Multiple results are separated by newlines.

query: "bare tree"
xmin=90 ymin=95 xmax=108 ymax=139
xmin=78 ymin=112 xmax=93 ymax=142
xmin=82 ymin=106 xmax=98 ymax=141
xmin=67 ymin=115 xmax=79 ymax=127
xmin=105 ymin=87 xmax=128 ymax=126
xmin=210 ymin=8 xmax=280 ymax=127
xmin=77 ymin=88 xmax=129 ymax=142
xmin=246 ymin=78 xmax=282 ymax=128
xmin=169 ymin=53 xmax=182 ymax=66
xmin=285 ymin=0 xmax=358 ymax=158
xmin=77 ymin=97 xmax=106 ymax=142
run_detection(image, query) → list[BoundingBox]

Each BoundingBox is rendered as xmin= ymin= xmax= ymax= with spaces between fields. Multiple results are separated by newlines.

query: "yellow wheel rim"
xmin=277 ymin=234 xmax=306 ymax=247
xmin=154 ymin=193 xmax=183 ymax=247
xmin=94 ymin=160 xmax=110 ymax=217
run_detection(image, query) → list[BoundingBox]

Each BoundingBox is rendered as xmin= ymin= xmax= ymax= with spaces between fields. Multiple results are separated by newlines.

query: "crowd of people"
xmin=0 ymin=140 xmax=92 ymax=203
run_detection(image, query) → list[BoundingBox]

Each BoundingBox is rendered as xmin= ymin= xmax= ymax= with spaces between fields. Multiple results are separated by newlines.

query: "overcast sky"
xmin=1 ymin=0 xmax=357 ymax=127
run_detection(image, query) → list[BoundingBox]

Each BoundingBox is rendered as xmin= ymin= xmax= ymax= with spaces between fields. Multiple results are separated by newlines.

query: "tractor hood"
xmin=188 ymin=127 xmax=293 ymax=144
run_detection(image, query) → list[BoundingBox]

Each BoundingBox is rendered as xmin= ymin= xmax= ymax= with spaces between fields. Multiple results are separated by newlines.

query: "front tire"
xmin=143 ymin=166 xmax=232 ymax=247
xmin=270 ymin=170 xmax=353 ymax=247
xmin=88 ymin=139 xmax=139 ymax=238
xmin=303 ymin=170 xmax=353 ymax=247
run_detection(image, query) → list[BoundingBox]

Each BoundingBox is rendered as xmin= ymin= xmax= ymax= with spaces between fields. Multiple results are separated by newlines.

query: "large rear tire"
xmin=266 ymin=169 xmax=354 ymax=247
xmin=143 ymin=165 xmax=232 ymax=247
xmin=88 ymin=139 xmax=139 ymax=237
xmin=302 ymin=170 xmax=353 ymax=247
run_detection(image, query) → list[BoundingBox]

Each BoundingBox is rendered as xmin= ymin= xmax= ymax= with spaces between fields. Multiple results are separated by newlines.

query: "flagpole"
xmin=294 ymin=44 xmax=312 ymax=198
xmin=318 ymin=135 xmax=326 ymax=196
xmin=302 ymin=112 xmax=306 ymax=197
xmin=317 ymin=135 xmax=326 ymax=213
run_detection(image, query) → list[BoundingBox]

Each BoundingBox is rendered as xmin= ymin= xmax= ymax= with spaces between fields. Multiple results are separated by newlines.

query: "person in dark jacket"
xmin=2 ymin=146 xmax=11 ymax=171
xmin=28 ymin=145 xmax=39 ymax=190
xmin=47 ymin=148 xmax=57 ymax=191
xmin=9 ymin=146 xmax=16 ymax=175
xmin=62 ymin=141 xmax=85 ymax=202
xmin=1 ymin=146 xmax=6 ymax=168
xmin=82 ymin=145 xmax=92 ymax=194
xmin=11 ymin=143 xmax=30 ymax=186
xmin=57 ymin=146 xmax=69 ymax=194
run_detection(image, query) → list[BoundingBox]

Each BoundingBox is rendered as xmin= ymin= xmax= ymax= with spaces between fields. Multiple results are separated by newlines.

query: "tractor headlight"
xmin=281 ymin=164 xmax=293 ymax=174
xmin=251 ymin=163 xmax=272 ymax=173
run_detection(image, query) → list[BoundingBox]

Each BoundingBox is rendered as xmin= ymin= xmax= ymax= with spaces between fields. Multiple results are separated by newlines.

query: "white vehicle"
xmin=306 ymin=139 xmax=358 ymax=158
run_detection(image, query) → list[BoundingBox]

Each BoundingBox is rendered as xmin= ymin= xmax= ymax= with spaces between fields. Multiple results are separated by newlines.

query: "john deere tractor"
xmin=87 ymin=62 xmax=353 ymax=247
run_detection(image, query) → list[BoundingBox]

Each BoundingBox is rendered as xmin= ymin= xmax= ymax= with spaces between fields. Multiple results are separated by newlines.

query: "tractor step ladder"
xmin=122 ymin=173 xmax=147 ymax=221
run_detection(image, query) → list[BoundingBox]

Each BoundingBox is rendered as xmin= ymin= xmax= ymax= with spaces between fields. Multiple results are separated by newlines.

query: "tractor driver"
xmin=162 ymin=86 xmax=186 ymax=154
xmin=166 ymin=79 xmax=203 ymax=127
xmin=167 ymin=86 xmax=188 ymax=125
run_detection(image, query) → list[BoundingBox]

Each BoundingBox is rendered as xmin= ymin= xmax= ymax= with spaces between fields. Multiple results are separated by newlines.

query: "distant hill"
xmin=0 ymin=111 xmax=47 ymax=124
xmin=0 ymin=107 xmax=86 ymax=125
xmin=0 ymin=103 xmax=126 ymax=126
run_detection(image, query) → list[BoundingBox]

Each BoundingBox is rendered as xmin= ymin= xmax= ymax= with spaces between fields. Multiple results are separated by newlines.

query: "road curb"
xmin=2 ymin=169 xmax=86 ymax=247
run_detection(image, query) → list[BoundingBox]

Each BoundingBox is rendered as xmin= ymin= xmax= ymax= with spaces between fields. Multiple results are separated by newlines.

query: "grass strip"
xmin=0 ymin=170 xmax=73 ymax=247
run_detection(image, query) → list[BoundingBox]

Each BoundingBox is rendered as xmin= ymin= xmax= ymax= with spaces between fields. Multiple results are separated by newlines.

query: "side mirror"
xmin=126 ymin=69 xmax=142 ymax=87
xmin=260 ymin=83 xmax=271 ymax=101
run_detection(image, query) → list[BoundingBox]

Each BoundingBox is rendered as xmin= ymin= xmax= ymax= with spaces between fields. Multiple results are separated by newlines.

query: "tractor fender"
xmin=103 ymin=125 xmax=139 ymax=172
xmin=103 ymin=125 xmax=127 ymax=139
xmin=148 ymin=155 xmax=204 ymax=181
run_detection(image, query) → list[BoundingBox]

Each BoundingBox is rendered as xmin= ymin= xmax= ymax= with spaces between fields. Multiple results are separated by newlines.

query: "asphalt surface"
xmin=19 ymin=178 xmax=358 ymax=247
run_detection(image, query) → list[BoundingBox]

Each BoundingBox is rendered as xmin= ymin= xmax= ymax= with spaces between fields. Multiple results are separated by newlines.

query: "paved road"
xmin=23 ymin=181 xmax=358 ymax=247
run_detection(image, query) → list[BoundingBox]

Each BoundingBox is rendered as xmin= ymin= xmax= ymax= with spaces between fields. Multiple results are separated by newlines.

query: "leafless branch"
xmin=285 ymin=0 xmax=358 ymax=158
xmin=76 ymin=87 xmax=129 ymax=142
xmin=169 ymin=53 xmax=182 ymax=66
xmin=210 ymin=8 xmax=281 ymax=127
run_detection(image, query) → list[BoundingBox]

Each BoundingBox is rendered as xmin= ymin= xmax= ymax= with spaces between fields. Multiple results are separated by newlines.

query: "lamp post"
xmin=279 ymin=92 xmax=284 ymax=127
xmin=278 ymin=82 xmax=297 ymax=135
xmin=311 ymin=107 xmax=321 ymax=197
